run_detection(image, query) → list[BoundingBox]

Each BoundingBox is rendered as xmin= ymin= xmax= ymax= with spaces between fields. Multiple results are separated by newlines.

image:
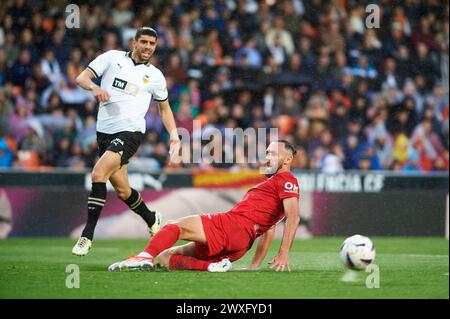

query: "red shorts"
xmin=195 ymin=212 xmax=255 ymax=262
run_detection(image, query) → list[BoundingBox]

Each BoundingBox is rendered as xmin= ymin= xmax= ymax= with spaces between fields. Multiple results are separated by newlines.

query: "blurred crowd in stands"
xmin=0 ymin=0 xmax=448 ymax=173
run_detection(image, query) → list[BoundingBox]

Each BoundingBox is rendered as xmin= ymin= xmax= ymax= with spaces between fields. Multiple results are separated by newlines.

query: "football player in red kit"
xmin=108 ymin=140 xmax=300 ymax=272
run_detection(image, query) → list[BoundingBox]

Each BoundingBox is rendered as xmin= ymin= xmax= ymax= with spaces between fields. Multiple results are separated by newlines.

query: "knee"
xmin=91 ymin=168 xmax=107 ymax=183
xmin=167 ymin=221 xmax=184 ymax=236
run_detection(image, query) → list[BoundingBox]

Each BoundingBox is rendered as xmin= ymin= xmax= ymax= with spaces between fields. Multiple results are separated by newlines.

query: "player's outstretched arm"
xmin=75 ymin=69 xmax=110 ymax=102
xmin=269 ymin=197 xmax=300 ymax=272
xmin=249 ymin=226 xmax=275 ymax=270
xmin=157 ymin=99 xmax=181 ymax=165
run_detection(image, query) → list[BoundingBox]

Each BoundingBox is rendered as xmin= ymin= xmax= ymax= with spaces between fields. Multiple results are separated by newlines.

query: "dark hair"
xmin=278 ymin=140 xmax=297 ymax=156
xmin=135 ymin=27 xmax=158 ymax=40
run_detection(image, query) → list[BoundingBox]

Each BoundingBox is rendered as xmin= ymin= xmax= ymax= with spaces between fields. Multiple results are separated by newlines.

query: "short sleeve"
xmin=152 ymin=70 xmax=169 ymax=102
xmin=87 ymin=50 xmax=115 ymax=78
xmin=277 ymin=173 xmax=300 ymax=200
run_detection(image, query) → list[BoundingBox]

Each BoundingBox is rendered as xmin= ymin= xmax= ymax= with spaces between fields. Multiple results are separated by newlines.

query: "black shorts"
xmin=97 ymin=131 xmax=143 ymax=166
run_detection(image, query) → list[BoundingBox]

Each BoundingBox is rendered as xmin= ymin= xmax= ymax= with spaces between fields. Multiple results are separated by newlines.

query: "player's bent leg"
xmin=109 ymin=223 xmax=181 ymax=271
xmin=143 ymin=215 xmax=207 ymax=257
xmin=171 ymin=215 xmax=207 ymax=244
xmin=109 ymin=166 xmax=161 ymax=235
xmin=108 ymin=215 xmax=207 ymax=270
xmin=108 ymin=243 xmax=196 ymax=272
xmin=159 ymin=240 xmax=232 ymax=273
xmin=73 ymin=151 xmax=121 ymax=256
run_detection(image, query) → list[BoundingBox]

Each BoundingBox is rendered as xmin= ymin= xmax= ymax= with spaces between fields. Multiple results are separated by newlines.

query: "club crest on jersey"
xmin=284 ymin=182 xmax=299 ymax=194
xmin=142 ymin=75 xmax=150 ymax=84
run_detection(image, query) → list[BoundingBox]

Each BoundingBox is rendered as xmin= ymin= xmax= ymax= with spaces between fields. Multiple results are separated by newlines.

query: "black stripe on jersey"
xmin=154 ymin=97 xmax=168 ymax=102
xmin=87 ymin=66 xmax=99 ymax=78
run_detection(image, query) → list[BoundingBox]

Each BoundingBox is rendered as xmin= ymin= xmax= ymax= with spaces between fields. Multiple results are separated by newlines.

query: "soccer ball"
xmin=339 ymin=235 xmax=376 ymax=270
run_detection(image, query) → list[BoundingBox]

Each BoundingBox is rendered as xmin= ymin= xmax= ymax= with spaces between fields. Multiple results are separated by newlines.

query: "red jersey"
xmin=228 ymin=171 xmax=300 ymax=238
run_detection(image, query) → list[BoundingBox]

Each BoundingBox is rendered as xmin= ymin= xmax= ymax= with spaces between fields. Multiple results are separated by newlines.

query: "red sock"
xmin=143 ymin=224 xmax=180 ymax=257
xmin=169 ymin=255 xmax=210 ymax=271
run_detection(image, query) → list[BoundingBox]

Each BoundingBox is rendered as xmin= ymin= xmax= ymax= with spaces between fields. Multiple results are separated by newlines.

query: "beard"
xmin=137 ymin=49 xmax=152 ymax=63
xmin=263 ymin=161 xmax=282 ymax=177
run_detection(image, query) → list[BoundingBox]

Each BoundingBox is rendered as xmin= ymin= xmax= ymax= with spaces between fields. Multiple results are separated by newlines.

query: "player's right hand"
xmin=92 ymin=86 xmax=110 ymax=102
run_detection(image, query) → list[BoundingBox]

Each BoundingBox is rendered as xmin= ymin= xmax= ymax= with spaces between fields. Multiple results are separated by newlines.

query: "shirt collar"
xmin=126 ymin=51 xmax=150 ymax=67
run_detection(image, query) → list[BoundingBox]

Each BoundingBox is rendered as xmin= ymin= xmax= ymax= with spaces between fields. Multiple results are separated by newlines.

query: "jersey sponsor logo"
xmin=284 ymin=181 xmax=299 ymax=194
xmin=112 ymin=77 xmax=127 ymax=90
xmin=112 ymin=77 xmax=139 ymax=96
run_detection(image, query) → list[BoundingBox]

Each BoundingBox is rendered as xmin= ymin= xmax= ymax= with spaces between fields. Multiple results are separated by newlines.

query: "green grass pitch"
xmin=0 ymin=238 xmax=448 ymax=299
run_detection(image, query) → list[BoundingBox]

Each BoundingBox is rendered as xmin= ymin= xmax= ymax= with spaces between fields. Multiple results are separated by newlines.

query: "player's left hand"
xmin=269 ymin=253 xmax=291 ymax=272
xmin=168 ymin=139 xmax=181 ymax=165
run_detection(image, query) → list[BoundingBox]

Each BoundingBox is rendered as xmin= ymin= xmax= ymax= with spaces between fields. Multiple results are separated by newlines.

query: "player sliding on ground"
xmin=109 ymin=140 xmax=300 ymax=272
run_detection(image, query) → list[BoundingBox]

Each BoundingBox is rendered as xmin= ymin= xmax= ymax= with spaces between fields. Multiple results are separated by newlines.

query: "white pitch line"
xmin=381 ymin=254 xmax=448 ymax=258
